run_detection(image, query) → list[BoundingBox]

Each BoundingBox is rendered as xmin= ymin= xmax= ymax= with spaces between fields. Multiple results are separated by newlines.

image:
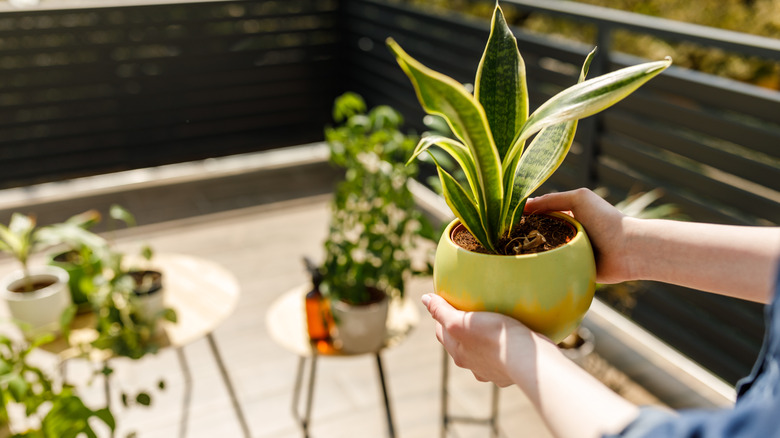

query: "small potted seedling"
xmin=46 ymin=210 xmax=105 ymax=312
xmin=126 ymin=245 xmax=166 ymax=323
xmin=0 ymin=213 xmax=74 ymax=337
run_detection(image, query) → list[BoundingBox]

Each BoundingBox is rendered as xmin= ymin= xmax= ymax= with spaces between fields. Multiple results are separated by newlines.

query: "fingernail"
xmin=421 ymin=294 xmax=431 ymax=306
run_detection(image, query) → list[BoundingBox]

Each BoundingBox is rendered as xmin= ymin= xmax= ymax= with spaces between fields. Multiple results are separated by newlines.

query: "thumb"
xmin=524 ymin=191 xmax=577 ymax=214
xmin=422 ymin=293 xmax=460 ymax=325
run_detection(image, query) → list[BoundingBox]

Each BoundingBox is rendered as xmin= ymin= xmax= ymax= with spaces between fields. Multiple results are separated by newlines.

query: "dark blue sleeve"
xmin=606 ymin=264 xmax=780 ymax=438
xmin=609 ymin=398 xmax=780 ymax=438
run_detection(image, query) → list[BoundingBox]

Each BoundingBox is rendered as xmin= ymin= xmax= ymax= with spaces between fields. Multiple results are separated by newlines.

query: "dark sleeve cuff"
xmin=603 ymin=406 xmax=677 ymax=438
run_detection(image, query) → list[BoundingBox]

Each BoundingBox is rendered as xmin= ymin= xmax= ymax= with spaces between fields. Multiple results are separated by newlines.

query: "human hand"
xmin=422 ymin=293 xmax=543 ymax=387
xmin=423 ymin=292 xmax=641 ymax=438
xmin=524 ymin=188 xmax=634 ymax=284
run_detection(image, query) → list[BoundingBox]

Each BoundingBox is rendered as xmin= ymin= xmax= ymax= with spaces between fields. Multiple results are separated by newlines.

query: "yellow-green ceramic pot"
xmin=434 ymin=213 xmax=596 ymax=343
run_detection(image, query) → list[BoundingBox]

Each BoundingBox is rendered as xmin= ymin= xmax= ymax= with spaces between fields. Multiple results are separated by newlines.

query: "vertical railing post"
xmin=577 ymin=24 xmax=613 ymax=188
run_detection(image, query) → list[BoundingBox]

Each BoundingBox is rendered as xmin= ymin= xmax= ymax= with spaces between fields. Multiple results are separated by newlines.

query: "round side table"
xmin=29 ymin=253 xmax=249 ymax=438
xmin=266 ymin=284 xmax=419 ymax=438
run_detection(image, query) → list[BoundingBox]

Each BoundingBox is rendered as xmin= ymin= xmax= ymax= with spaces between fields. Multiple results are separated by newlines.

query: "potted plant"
xmin=0 ymin=213 xmax=74 ymax=338
xmin=319 ymin=92 xmax=435 ymax=354
xmin=123 ymin=246 xmax=167 ymax=329
xmin=45 ymin=210 xmax=105 ymax=313
xmin=387 ymin=3 xmax=671 ymax=342
xmin=69 ymin=206 xmax=176 ymax=359
xmin=0 ymin=332 xmax=115 ymax=437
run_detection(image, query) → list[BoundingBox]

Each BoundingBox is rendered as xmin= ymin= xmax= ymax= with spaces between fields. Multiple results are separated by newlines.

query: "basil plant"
xmin=387 ymin=3 xmax=671 ymax=254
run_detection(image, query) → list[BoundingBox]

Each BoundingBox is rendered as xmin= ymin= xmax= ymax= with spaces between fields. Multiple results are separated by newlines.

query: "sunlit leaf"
xmin=390 ymin=3 xmax=669 ymax=254
xmin=503 ymin=49 xmax=596 ymax=231
xmin=504 ymin=56 xmax=671 ymax=172
xmin=110 ymin=204 xmax=136 ymax=228
xmin=475 ymin=4 xmax=528 ymax=160
xmin=388 ymin=38 xmax=503 ymax=240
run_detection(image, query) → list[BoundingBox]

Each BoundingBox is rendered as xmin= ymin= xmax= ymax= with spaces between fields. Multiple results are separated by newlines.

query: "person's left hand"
xmin=422 ymin=293 xmax=540 ymax=387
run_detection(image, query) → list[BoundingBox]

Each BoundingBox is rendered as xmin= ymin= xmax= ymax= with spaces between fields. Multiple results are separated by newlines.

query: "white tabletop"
xmin=266 ymin=284 xmax=419 ymax=357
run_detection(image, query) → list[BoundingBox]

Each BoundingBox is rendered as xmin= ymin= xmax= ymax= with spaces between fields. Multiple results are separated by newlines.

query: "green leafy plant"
xmin=0 ymin=211 xmax=102 ymax=294
xmin=387 ymin=2 xmax=671 ymax=254
xmin=321 ymin=92 xmax=435 ymax=305
xmin=0 ymin=214 xmax=38 ymax=292
xmin=56 ymin=205 xmax=176 ymax=359
xmin=44 ymin=211 xmax=107 ymax=309
xmin=0 ymin=333 xmax=114 ymax=437
xmin=0 ymin=207 xmax=170 ymax=436
xmin=611 ymin=188 xmax=686 ymax=221
xmin=50 ymin=206 xmax=174 ymax=432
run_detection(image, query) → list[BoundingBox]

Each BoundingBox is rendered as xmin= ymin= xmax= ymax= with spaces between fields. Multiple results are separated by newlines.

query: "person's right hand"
xmin=524 ymin=188 xmax=634 ymax=284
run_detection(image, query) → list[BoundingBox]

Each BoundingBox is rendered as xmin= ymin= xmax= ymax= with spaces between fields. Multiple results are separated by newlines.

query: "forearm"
xmin=624 ymin=218 xmax=780 ymax=303
xmin=506 ymin=330 xmax=639 ymax=438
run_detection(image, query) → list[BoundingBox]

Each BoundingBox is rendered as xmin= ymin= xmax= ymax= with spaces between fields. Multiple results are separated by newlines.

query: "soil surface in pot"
xmin=337 ymin=286 xmax=386 ymax=306
xmin=453 ymin=213 xmax=576 ymax=255
xmin=9 ymin=278 xmax=57 ymax=293
xmin=53 ymin=250 xmax=81 ymax=263
xmin=129 ymin=270 xmax=163 ymax=295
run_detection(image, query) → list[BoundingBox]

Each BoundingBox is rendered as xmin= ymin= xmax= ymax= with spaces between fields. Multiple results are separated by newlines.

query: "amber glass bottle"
xmin=303 ymin=258 xmax=331 ymax=348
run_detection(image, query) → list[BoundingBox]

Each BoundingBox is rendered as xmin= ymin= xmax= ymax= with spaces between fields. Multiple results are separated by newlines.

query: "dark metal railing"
xmin=0 ymin=0 xmax=342 ymax=188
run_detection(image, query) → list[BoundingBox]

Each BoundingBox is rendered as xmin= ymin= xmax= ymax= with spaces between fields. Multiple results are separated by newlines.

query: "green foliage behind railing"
xmin=400 ymin=0 xmax=780 ymax=89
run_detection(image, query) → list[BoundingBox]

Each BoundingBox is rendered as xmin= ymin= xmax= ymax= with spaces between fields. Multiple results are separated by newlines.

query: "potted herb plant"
xmin=0 ymin=213 xmax=74 ymax=337
xmin=106 ymin=205 xmax=168 ymax=327
xmin=387 ymin=3 xmax=671 ymax=342
xmin=73 ymin=206 xmax=176 ymax=359
xmin=320 ymin=92 xmax=434 ymax=354
xmin=47 ymin=205 xmax=173 ymax=428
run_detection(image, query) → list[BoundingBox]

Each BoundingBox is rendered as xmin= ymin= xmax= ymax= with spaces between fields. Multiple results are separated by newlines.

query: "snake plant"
xmin=387 ymin=3 xmax=671 ymax=254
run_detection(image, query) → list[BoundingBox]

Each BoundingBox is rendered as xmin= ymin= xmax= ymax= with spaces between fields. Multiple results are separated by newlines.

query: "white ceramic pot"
xmin=1 ymin=266 xmax=72 ymax=337
xmin=130 ymin=270 xmax=165 ymax=322
xmin=135 ymin=289 xmax=165 ymax=322
xmin=331 ymin=295 xmax=389 ymax=354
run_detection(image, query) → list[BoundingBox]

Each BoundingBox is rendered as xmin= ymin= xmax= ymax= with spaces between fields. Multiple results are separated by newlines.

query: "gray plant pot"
xmin=330 ymin=294 xmax=389 ymax=354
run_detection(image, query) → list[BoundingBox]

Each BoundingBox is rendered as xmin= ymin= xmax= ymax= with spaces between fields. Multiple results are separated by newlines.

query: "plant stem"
xmin=22 ymin=262 xmax=33 ymax=293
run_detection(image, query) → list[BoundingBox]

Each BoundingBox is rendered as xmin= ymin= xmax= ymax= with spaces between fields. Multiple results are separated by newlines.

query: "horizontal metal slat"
xmin=603 ymin=112 xmax=779 ymax=192
xmin=344 ymin=17 xmax=483 ymax=84
xmin=630 ymin=286 xmax=758 ymax=385
xmin=647 ymin=66 xmax=780 ymax=125
xmin=0 ymin=63 xmax=336 ymax=130
xmin=597 ymin=158 xmax=764 ymax=226
xmin=600 ymin=133 xmax=780 ymax=224
xmin=615 ymin=88 xmax=780 ymax=160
